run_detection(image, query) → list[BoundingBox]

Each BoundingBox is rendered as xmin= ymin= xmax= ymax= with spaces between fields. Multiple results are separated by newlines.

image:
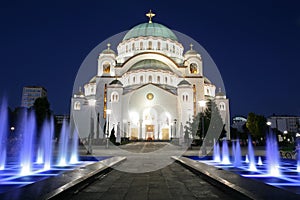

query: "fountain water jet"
xmin=58 ymin=120 xmax=69 ymax=166
xmin=70 ymin=129 xmax=79 ymax=164
xmin=258 ymin=156 xmax=263 ymax=166
xmin=247 ymin=136 xmax=257 ymax=171
xmin=221 ymin=139 xmax=230 ymax=164
xmin=20 ymin=111 xmax=36 ymax=175
xmin=213 ymin=139 xmax=221 ymax=162
xmin=0 ymin=99 xmax=8 ymax=170
xmin=266 ymin=132 xmax=280 ymax=176
xmin=43 ymin=117 xmax=54 ymax=170
xmin=233 ymin=139 xmax=242 ymax=167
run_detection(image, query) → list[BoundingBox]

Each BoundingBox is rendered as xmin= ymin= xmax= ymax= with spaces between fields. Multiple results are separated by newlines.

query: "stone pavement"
xmin=69 ymin=162 xmax=232 ymax=200
xmin=69 ymin=142 xmax=235 ymax=200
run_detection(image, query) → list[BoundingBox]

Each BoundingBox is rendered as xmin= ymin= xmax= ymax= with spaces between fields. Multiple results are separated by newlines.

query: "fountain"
xmin=233 ymin=139 xmax=242 ymax=167
xmin=266 ymin=131 xmax=280 ymax=176
xmin=20 ymin=111 xmax=36 ymax=175
xmin=0 ymin=99 xmax=8 ymax=170
xmin=247 ymin=136 xmax=257 ymax=171
xmin=221 ymin=139 xmax=230 ymax=164
xmin=213 ymin=139 xmax=221 ymax=162
xmin=57 ymin=120 xmax=69 ymax=166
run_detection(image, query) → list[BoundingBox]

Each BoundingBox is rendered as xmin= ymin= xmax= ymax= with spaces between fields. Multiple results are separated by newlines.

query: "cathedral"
xmin=70 ymin=11 xmax=230 ymax=143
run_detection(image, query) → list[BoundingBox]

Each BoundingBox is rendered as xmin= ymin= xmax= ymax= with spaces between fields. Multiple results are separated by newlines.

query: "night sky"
xmin=0 ymin=0 xmax=299 ymax=118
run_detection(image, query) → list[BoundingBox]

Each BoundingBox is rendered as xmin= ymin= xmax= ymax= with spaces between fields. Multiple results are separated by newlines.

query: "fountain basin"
xmin=0 ymin=156 xmax=126 ymax=200
xmin=172 ymin=156 xmax=300 ymax=199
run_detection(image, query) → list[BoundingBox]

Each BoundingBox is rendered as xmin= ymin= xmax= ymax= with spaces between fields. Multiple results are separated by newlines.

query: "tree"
xmin=246 ymin=112 xmax=267 ymax=140
xmin=33 ymin=97 xmax=51 ymax=132
xmin=187 ymin=99 xmax=224 ymax=141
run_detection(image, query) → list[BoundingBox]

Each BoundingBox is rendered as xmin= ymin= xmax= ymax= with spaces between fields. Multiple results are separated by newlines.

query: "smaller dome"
xmin=109 ymin=79 xmax=123 ymax=86
xmin=101 ymin=43 xmax=116 ymax=55
xmin=216 ymin=88 xmax=226 ymax=98
xmin=185 ymin=44 xmax=198 ymax=55
xmin=177 ymin=79 xmax=191 ymax=86
xmin=128 ymin=59 xmax=172 ymax=72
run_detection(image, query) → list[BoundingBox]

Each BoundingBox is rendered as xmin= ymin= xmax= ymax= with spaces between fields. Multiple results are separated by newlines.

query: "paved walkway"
xmin=70 ymin=142 xmax=233 ymax=200
xmin=70 ymin=162 xmax=232 ymax=200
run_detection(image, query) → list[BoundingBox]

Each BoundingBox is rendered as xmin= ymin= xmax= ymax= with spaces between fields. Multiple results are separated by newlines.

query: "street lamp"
xmin=106 ymin=109 xmax=112 ymax=148
xmin=87 ymin=99 xmax=96 ymax=154
xmin=266 ymin=121 xmax=272 ymax=135
xmin=173 ymin=119 xmax=177 ymax=140
xmin=198 ymin=100 xmax=206 ymax=140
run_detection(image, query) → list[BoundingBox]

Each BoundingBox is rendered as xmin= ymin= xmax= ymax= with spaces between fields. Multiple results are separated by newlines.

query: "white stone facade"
xmin=71 ymin=18 xmax=230 ymax=141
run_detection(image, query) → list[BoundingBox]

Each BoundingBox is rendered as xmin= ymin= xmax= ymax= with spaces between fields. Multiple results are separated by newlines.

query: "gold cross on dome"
xmin=146 ymin=10 xmax=155 ymax=23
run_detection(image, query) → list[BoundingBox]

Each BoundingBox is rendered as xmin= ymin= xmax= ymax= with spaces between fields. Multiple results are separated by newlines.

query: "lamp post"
xmin=266 ymin=121 xmax=272 ymax=135
xmin=106 ymin=109 xmax=112 ymax=149
xmin=87 ymin=99 xmax=96 ymax=154
xmin=198 ymin=100 xmax=206 ymax=140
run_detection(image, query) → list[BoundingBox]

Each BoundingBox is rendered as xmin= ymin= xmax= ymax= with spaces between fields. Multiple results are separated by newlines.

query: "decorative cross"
xmin=146 ymin=10 xmax=155 ymax=23
xmin=190 ymin=43 xmax=193 ymax=50
xmin=107 ymin=43 xmax=111 ymax=49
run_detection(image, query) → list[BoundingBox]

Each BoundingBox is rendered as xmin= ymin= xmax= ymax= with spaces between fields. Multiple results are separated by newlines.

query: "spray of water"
xmin=0 ymin=98 xmax=8 ymax=170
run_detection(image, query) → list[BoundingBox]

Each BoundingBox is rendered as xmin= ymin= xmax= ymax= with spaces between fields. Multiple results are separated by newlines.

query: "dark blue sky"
xmin=0 ymin=0 xmax=299 ymax=118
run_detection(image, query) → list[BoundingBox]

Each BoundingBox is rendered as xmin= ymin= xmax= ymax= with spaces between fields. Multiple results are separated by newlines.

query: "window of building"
xmin=133 ymin=76 xmax=136 ymax=84
xmin=148 ymin=41 xmax=152 ymax=50
xmin=157 ymin=41 xmax=161 ymax=50
xmin=140 ymin=42 xmax=143 ymax=50
xmin=148 ymin=75 xmax=152 ymax=83
xmin=190 ymin=63 xmax=198 ymax=74
xmin=219 ymin=102 xmax=226 ymax=111
xmin=103 ymin=62 xmax=110 ymax=73
xmin=111 ymin=92 xmax=119 ymax=102
xmin=74 ymin=101 xmax=81 ymax=110
xmin=157 ymin=76 xmax=161 ymax=83
xmin=132 ymin=43 xmax=135 ymax=50
xmin=165 ymin=77 xmax=168 ymax=84
xmin=140 ymin=76 xmax=144 ymax=83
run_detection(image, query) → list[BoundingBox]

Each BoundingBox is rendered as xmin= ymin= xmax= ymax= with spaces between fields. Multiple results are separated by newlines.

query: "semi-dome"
xmin=123 ymin=22 xmax=178 ymax=41
xmin=109 ymin=79 xmax=123 ymax=86
xmin=177 ymin=79 xmax=191 ymax=86
xmin=128 ymin=59 xmax=172 ymax=72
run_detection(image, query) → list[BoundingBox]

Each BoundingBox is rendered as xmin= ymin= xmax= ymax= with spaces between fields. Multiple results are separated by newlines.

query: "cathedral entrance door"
xmin=145 ymin=125 xmax=154 ymax=140
xmin=162 ymin=128 xmax=169 ymax=140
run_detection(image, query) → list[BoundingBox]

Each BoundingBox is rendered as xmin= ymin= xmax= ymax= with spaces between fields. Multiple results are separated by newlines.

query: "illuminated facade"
xmin=71 ymin=11 xmax=230 ymax=141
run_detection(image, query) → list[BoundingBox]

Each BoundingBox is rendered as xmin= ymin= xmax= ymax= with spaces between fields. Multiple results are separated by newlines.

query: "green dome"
xmin=128 ymin=59 xmax=171 ymax=72
xmin=123 ymin=23 xmax=178 ymax=41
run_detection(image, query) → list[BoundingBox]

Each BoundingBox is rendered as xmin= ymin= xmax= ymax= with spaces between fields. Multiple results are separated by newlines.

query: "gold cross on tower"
xmin=146 ymin=10 xmax=155 ymax=23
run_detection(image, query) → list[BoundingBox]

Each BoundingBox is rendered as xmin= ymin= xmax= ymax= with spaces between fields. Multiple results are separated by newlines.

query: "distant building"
xmin=267 ymin=115 xmax=300 ymax=133
xmin=21 ymin=86 xmax=47 ymax=108
xmin=232 ymin=116 xmax=247 ymax=132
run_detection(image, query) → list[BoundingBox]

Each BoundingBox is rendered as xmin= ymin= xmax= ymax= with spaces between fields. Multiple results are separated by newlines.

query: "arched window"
xmin=190 ymin=63 xmax=198 ymax=74
xmin=127 ymin=77 xmax=130 ymax=84
xmin=132 ymin=43 xmax=135 ymax=50
xmin=172 ymin=45 xmax=175 ymax=53
xmin=157 ymin=41 xmax=161 ymax=50
xmin=148 ymin=41 xmax=152 ymax=50
xmin=206 ymin=89 xmax=210 ymax=95
xmin=140 ymin=42 xmax=143 ymax=50
xmin=133 ymin=76 xmax=136 ymax=84
xmin=140 ymin=76 xmax=144 ymax=83
xmin=148 ymin=75 xmax=152 ymax=83
xmin=103 ymin=62 xmax=110 ymax=73
xmin=182 ymin=94 xmax=189 ymax=102
xmin=219 ymin=102 xmax=226 ymax=111
xmin=166 ymin=43 xmax=169 ymax=51
xmin=157 ymin=76 xmax=161 ymax=83
xmin=111 ymin=92 xmax=119 ymax=102
xmin=74 ymin=101 xmax=81 ymax=110
xmin=186 ymin=95 xmax=188 ymax=102
xmin=165 ymin=77 xmax=168 ymax=84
